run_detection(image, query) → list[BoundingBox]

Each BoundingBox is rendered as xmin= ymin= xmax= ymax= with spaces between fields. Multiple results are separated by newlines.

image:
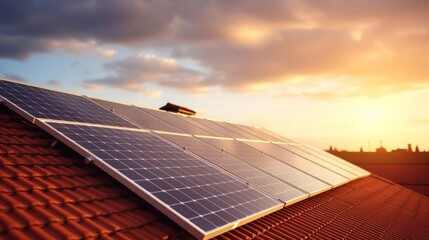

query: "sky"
xmin=1 ymin=0 xmax=428 ymax=151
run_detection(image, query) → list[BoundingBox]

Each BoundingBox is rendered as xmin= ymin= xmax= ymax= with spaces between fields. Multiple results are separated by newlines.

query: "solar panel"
xmin=0 ymin=79 xmax=135 ymax=127
xmin=90 ymin=97 xmax=183 ymax=133
xmin=138 ymin=107 xmax=217 ymax=136
xmin=158 ymin=133 xmax=306 ymax=204
xmin=205 ymin=120 xmax=261 ymax=140
xmin=184 ymin=117 xmax=242 ymax=139
xmin=259 ymin=127 xmax=295 ymax=143
xmin=197 ymin=137 xmax=331 ymax=195
xmin=240 ymin=140 xmax=349 ymax=187
xmin=295 ymin=144 xmax=367 ymax=177
xmin=230 ymin=124 xmax=282 ymax=142
xmin=275 ymin=143 xmax=359 ymax=179
xmin=40 ymin=120 xmax=282 ymax=239
xmin=302 ymin=145 xmax=370 ymax=176
xmin=2 ymin=78 xmax=373 ymax=239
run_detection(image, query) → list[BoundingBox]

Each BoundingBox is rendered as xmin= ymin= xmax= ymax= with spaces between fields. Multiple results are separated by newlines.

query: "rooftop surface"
xmin=0 ymin=105 xmax=428 ymax=239
xmin=331 ymin=151 xmax=429 ymax=196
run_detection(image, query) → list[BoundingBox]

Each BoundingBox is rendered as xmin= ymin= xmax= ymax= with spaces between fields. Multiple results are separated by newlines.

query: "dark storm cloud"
xmin=1 ymin=0 xmax=429 ymax=97
xmin=0 ymin=0 xmax=302 ymax=58
xmin=83 ymin=54 xmax=212 ymax=93
xmin=0 ymin=0 xmax=175 ymax=59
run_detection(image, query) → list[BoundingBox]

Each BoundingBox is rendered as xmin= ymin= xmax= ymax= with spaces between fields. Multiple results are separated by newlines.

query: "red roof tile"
xmin=0 ymin=105 xmax=428 ymax=239
xmin=0 ymin=106 xmax=192 ymax=240
xmin=214 ymin=175 xmax=429 ymax=239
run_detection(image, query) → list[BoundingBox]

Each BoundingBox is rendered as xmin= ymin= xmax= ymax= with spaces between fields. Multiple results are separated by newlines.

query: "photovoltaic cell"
xmin=240 ymin=141 xmax=349 ymax=187
xmin=303 ymin=145 xmax=370 ymax=176
xmin=259 ymin=127 xmax=295 ymax=143
xmin=185 ymin=117 xmax=242 ymax=139
xmin=180 ymin=116 xmax=225 ymax=137
xmin=275 ymin=143 xmax=359 ymax=179
xmin=197 ymin=137 xmax=330 ymax=195
xmin=0 ymin=80 xmax=134 ymax=127
xmin=90 ymin=98 xmax=183 ymax=133
xmin=231 ymin=124 xmax=281 ymax=142
xmin=159 ymin=133 xmax=306 ymax=203
xmin=292 ymin=144 xmax=365 ymax=177
xmin=139 ymin=107 xmax=217 ymax=136
xmin=45 ymin=121 xmax=282 ymax=238
xmin=209 ymin=121 xmax=262 ymax=140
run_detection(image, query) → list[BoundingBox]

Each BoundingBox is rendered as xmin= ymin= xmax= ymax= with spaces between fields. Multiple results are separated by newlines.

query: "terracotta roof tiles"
xmin=0 ymin=107 xmax=191 ymax=240
xmin=214 ymin=175 xmax=428 ymax=240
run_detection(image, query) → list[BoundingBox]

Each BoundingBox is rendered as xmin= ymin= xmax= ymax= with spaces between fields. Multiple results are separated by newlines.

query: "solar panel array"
xmin=0 ymin=80 xmax=134 ymax=127
xmin=240 ymin=140 xmax=349 ymax=187
xmin=138 ymin=107 xmax=218 ymax=136
xmin=90 ymin=98 xmax=182 ymax=133
xmin=46 ymin=122 xmax=281 ymax=236
xmin=197 ymin=137 xmax=331 ymax=195
xmin=0 ymin=78 xmax=370 ymax=239
xmin=276 ymin=143 xmax=359 ymax=179
xmin=159 ymin=133 xmax=306 ymax=203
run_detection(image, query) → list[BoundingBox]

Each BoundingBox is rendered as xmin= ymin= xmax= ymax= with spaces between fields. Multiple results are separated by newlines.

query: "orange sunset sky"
xmin=1 ymin=0 xmax=428 ymax=151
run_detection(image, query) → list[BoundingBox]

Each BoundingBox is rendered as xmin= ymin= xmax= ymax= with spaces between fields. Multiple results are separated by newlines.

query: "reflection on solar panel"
xmin=139 ymin=107 xmax=217 ymax=136
xmin=303 ymin=145 xmax=370 ymax=176
xmin=42 ymin=121 xmax=282 ymax=239
xmin=240 ymin=140 xmax=349 ymax=187
xmin=259 ymin=127 xmax=295 ymax=143
xmin=275 ymin=143 xmax=359 ymax=179
xmin=0 ymin=79 xmax=134 ymax=127
xmin=197 ymin=137 xmax=331 ymax=195
xmin=159 ymin=133 xmax=306 ymax=203
xmin=230 ymin=123 xmax=281 ymax=142
xmin=185 ymin=117 xmax=241 ymax=138
xmin=90 ymin=98 xmax=183 ymax=133
xmin=202 ymin=120 xmax=261 ymax=140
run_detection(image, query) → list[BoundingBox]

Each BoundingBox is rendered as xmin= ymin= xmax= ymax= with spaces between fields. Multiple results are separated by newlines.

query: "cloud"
xmin=0 ymin=0 xmax=175 ymax=59
xmin=0 ymin=35 xmax=54 ymax=60
xmin=0 ymin=72 xmax=26 ymax=82
xmin=93 ymin=47 xmax=116 ymax=58
xmin=79 ymin=82 xmax=103 ymax=92
xmin=83 ymin=53 xmax=211 ymax=94
xmin=1 ymin=0 xmax=429 ymax=97
xmin=47 ymin=79 xmax=61 ymax=86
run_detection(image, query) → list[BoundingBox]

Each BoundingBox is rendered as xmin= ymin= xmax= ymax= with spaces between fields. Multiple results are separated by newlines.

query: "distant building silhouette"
xmin=376 ymin=140 xmax=387 ymax=153
xmin=326 ymin=143 xmax=429 ymax=196
xmin=391 ymin=148 xmax=407 ymax=153
xmin=376 ymin=147 xmax=387 ymax=153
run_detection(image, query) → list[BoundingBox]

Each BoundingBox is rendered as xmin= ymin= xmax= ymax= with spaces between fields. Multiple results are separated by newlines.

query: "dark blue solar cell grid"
xmin=47 ymin=122 xmax=281 ymax=233
xmin=0 ymin=80 xmax=134 ymax=127
xmin=160 ymin=133 xmax=306 ymax=202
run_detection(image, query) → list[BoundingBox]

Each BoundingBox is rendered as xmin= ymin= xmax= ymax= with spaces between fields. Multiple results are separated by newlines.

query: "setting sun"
xmin=359 ymin=106 xmax=385 ymax=126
